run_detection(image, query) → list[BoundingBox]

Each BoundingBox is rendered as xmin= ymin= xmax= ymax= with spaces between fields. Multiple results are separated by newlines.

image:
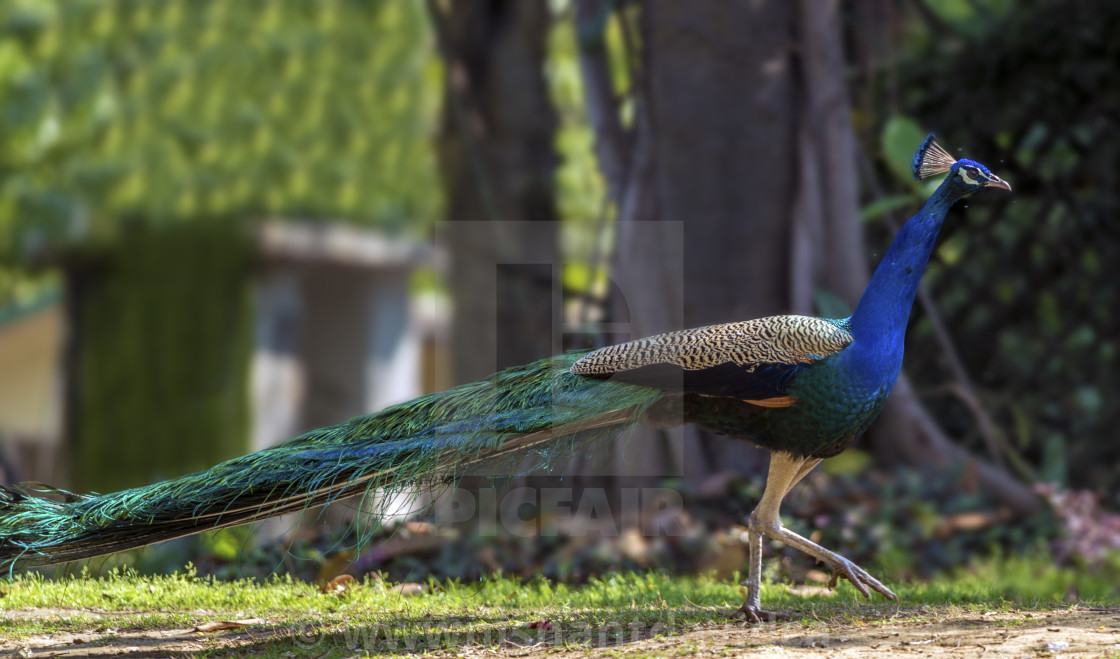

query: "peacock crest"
xmin=912 ymin=133 xmax=957 ymax=181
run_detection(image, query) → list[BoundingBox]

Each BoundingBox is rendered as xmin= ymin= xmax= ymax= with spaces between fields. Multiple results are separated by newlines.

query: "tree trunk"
xmin=595 ymin=0 xmax=806 ymax=482
xmin=429 ymin=0 xmax=560 ymax=385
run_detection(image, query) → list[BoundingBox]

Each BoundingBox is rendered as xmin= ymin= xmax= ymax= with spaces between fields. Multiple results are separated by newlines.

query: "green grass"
xmin=2 ymin=556 xmax=1118 ymax=657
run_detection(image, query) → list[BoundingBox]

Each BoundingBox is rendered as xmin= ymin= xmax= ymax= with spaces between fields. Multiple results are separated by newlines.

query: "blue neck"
xmin=850 ymin=184 xmax=961 ymax=356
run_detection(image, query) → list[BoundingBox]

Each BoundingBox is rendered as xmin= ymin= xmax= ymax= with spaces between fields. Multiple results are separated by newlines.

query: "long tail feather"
xmin=0 ymin=353 xmax=661 ymax=571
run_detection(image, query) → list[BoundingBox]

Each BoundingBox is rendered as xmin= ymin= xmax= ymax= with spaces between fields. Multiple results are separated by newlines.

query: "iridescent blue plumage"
xmin=0 ymin=137 xmax=1010 ymax=622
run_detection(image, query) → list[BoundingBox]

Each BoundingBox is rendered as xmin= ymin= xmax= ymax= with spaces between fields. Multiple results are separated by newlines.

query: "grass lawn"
xmin=2 ymin=557 xmax=1119 ymax=657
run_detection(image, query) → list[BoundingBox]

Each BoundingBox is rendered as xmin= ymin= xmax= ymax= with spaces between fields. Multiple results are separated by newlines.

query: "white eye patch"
xmin=958 ymin=168 xmax=982 ymax=186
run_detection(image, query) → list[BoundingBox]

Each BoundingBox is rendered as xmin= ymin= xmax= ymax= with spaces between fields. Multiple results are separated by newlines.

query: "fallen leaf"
xmin=391 ymin=583 xmax=428 ymax=596
xmin=404 ymin=520 xmax=436 ymax=534
xmin=787 ymin=585 xmax=836 ymax=598
xmin=529 ymin=619 xmax=552 ymax=631
xmin=319 ymin=574 xmax=357 ymax=595
xmin=191 ymin=618 xmax=265 ymax=633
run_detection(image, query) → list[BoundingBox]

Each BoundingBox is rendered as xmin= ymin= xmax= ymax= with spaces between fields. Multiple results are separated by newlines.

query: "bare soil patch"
xmin=4 ymin=606 xmax=1119 ymax=657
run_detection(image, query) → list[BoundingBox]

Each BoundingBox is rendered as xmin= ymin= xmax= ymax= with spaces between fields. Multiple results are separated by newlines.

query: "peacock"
xmin=0 ymin=136 xmax=1009 ymax=621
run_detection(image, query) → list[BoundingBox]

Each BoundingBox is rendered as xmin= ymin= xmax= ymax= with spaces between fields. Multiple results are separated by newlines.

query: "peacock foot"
xmin=824 ymin=555 xmax=897 ymax=601
xmin=731 ymin=603 xmax=791 ymax=624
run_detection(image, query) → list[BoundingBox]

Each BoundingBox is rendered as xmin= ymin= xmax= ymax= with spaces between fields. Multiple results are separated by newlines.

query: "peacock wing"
xmin=569 ymin=315 xmax=852 ymax=406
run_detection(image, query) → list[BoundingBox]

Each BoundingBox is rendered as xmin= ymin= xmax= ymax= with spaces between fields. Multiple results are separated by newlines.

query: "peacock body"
xmin=0 ymin=136 xmax=1010 ymax=621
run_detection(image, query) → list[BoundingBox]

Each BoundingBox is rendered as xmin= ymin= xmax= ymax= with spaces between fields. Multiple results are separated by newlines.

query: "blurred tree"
xmin=0 ymin=0 xmax=441 ymax=489
xmin=427 ymin=0 xmax=560 ymax=384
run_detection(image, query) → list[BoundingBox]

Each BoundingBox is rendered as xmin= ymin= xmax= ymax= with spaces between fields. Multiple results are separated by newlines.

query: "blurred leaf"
xmin=820 ymin=448 xmax=871 ymax=476
xmin=1037 ymin=291 xmax=1061 ymax=335
xmin=918 ymin=176 xmax=944 ymax=200
xmin=881 ymin=115 xmax=926 ymax=185
xmin=1010 ymin=403 xmax=1033 ymax=450
xmin=860 ymin=194 xmax=914 ymax=223
xmin=937 ymin=233 xmax=965 ymax=266
xmin=1074 ymin=386 xmax=1103 ymax=416
xmin=562 ymin=262 xmax=608 ymax=298
xmin=199 ymin=527 xmax=252 ymax=563
xmin=1041 ymin=434 xmax=1068 ymax=486
xmin=812 ymin=287 xmax=852 ymax=319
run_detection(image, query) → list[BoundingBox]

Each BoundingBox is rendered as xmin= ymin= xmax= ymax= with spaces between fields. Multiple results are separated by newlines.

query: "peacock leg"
xmin=751 ymin=453 xmax=897 ymax=602
xmin=735 ymin=452 xmax=819 ymax=622
xmin=768 ymin=523 xmax=896 ymax=599
xmin=737 ymin=512 xmax=771 ymax=622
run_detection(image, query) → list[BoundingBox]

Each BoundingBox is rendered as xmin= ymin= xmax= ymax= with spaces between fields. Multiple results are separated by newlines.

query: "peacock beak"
xmin=985 ymin=175 xmax=1011 ymax=192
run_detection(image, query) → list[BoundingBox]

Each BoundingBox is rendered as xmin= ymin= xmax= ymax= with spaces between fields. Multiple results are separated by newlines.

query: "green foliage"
xmin=877 ymin=114 xmax=944 ymax=199
xmin=0 ymin=0 xmax=441 ymax=263
xmin=547 ymin=2 xmax=643 ymax=308
xmin=862 ymin=114 xmax=949 ymax=229
xmin=548 ymin=12 xmax=608 ymax=227
xmin=892 ymin=0 xmax=1120 ymax=492
xmin=198 ymin=527 xmax=255 ymax=564
xmin=896 ymin=0 xmax=1014 ymax=48
xmin=859 ymin=193 xmax=914 ymax=223
xmin=880 ymin=115 xmax=926 ymax=185
xmin=75 ymin=222 xmax=252 ymax=491
xmin=0 ymin=266 xmax=57 ymax=321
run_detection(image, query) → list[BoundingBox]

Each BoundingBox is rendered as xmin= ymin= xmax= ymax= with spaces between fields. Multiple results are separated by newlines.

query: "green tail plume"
xmin=0 ymin=353 xmax=660 ymax=572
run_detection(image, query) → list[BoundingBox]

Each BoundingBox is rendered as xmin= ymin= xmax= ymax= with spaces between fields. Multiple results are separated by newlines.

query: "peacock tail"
xmin=0 ymin=353 xmax=661 ymax=571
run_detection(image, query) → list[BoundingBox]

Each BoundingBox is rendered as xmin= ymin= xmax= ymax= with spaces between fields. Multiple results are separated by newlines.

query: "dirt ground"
xmin=4 ymin=606 xmax=1119 ymax=657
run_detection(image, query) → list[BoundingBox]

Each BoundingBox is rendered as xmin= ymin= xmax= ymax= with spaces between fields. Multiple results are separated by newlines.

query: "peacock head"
xmin=912 ymin=134 xmax=1011 ymax=198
